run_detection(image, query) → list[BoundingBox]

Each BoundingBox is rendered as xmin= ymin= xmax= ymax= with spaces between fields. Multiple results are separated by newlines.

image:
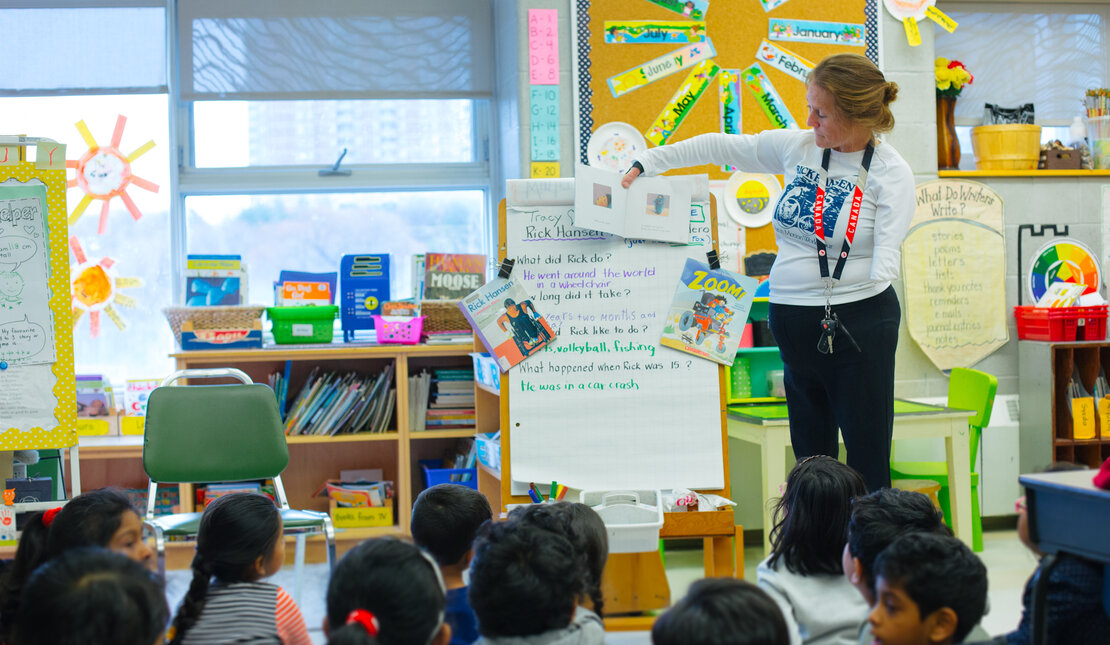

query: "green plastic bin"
xmin=266 ymin=306 xmax=338 ymax=344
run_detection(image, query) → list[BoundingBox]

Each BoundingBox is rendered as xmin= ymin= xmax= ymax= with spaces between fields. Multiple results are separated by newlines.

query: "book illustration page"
xmin=625 ymin=174 xmax=692 ymax=243
xmin=573 ymin=164 xmax=626 ymax=236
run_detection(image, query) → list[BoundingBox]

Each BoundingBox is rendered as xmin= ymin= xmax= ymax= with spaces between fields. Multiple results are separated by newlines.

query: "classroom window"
xmin=192 ymin=99 xmax=479 ymax=168
xmin=185 ymin=191 xmax=487 ymax=302
xmin=2 ymin=95 xmax=174 ymax=386
xmin=936 ymin=3 xmax=1110 ymax=125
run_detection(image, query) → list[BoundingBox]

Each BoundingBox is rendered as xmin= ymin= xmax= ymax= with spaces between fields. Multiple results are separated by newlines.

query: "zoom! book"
xmin=659 ymin=258 xmax=757 ymax=365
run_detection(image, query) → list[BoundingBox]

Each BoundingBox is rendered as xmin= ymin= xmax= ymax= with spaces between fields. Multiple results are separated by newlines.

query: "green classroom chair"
xmin=890 ymin=367 xmax=998 ymax=552
xmin=142 ymin=368 xmax=335 ymax=602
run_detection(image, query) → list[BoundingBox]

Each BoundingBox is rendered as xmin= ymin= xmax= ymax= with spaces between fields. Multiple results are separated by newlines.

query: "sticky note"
xmin=531 ymin=162 xmax=560 ymax=178
xmin=528 ymin=9 xmax=559 ymax=85
xmin=903 ymin=17 xmax=922 ymax=47
xmin=926 ymin=6 xmax=958 ymax=33
xmin=35 ymin=143 xmax=66 ymax=170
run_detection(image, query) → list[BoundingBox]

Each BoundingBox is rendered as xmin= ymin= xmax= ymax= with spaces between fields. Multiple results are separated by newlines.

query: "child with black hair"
xmin=869 ymin=533 xmax=988 ymax=645
xmin=508 ymin=501 xmax=609 ymax=617
xmin=11 ymin=547 xmax=169 ymax=645
xmin=0 ymin=487 xmax=155 ymax=643
xmin=998 ymin=462 xmax=1110 ymax=644
xmin=652 ymin=578 xmax=790 ymax=645
xmin=842 ymin=488 xmax=950 ymax=607
xmin=324 ymin=537 xmax=451 ymax=645
xmin=468 ymin=519 xmax=604 ymax=645
xmin=168 ymin=492 xmax=310 ymax=645
xmin=411 ymin=483 xmax=493 ymax=645
xmin=757 ymin=455 xmax=869 ymax=645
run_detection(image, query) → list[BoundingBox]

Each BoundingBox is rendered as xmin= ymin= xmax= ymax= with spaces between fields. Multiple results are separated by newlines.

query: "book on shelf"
xmin=423 ymin=253 xmax=487 ymax=300
xmin=283 ymin=365 xmax=395 ymax=436
xmin=185 ymin=254 xmax=244 ymax=306
xmin=408 ymin=370 xmax=432 ymax=432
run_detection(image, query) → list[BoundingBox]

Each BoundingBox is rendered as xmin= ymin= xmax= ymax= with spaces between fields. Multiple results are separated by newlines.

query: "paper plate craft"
xmin=882 ymin=0 xmax=958 ymax=46
xmin=586 ymin=122 xmax=648 ymax=172
xmin=723 ymin=172 xmax=781 ymax=228
xmin=1027 ymin=238 xmax=1102 ymax=304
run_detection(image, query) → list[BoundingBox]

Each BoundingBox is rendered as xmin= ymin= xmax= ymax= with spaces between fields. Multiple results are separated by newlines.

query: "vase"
xmin=936 ymin=96 xmax=961 ymax=171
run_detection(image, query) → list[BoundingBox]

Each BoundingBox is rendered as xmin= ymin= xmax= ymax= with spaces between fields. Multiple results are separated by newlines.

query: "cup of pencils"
xmin=1086 ymin=88 xmax=1110 ymax=169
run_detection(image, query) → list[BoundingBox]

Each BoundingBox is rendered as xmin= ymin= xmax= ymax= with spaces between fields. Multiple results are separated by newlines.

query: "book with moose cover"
xmin=423 ymin=253 xmax=487 ymax=300
xmin=659 ymin=258 xmax=757 ymax=366
xmin=458 ymin=276 xmax=556 ymax=372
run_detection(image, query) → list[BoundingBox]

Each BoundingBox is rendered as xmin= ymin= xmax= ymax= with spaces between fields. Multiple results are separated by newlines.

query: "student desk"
xmin=1019 ymin=469 xmax=1110 ymax=645
xmin=727 ymin=400 xmax=975 ymax=552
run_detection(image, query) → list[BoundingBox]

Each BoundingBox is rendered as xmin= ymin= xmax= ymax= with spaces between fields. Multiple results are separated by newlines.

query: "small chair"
xmin=143 ymin=368 xmax=336 ymax=602
xmin=890 ymin=367 xmax=998 ymax=552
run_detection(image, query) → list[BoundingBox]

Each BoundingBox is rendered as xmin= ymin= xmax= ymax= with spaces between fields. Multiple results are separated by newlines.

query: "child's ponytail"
xmin=326 ymin=609 xmax=384 ymax=645
xmin=168 ymin=553 xmax=213 ymax=644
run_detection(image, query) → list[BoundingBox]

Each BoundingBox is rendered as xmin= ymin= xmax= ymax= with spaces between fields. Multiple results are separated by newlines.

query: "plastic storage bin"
xmin=420 ymin=459 xmax=478 ymax=490
xmin=470 ymin=352 xmax=501 ymax=392
xmin=1014 ymin=305 xmax=1109 ymax=341
xmin=373 ymin=315 xmax=424 ymax=344
xmin=971 ymin=124 xmax=1041 ymax=170
xmin=266 ymin=305 xmax=338 ymax=344
xmin=475 ymin=432 xmax=501 ymax=472
xmin=579 ymin=489 xmax=664 ymax=554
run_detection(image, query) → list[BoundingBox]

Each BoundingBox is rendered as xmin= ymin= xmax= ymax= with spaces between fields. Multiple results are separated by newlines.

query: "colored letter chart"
xmin=528 ymin=9 xmax=560 ymax=171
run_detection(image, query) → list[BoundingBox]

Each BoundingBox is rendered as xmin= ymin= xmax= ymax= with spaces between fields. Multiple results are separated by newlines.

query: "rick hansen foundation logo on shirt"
xmin=773 ymin=166 xmax=853 ymax=244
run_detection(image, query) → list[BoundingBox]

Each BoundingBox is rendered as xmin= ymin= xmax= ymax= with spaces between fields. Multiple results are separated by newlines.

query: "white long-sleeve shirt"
xmin=634 ymin=130 xmax=915 ymax=306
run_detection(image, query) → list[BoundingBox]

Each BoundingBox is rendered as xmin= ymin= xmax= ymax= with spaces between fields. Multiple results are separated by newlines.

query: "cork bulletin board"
xmin=571 ymin=0 xmax=879 ymax=255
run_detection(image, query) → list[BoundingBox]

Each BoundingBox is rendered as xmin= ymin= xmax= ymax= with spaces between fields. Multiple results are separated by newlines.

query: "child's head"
xmin=325 ymin=537 xmax=449 ymax=645
xmin=411 ymin=483 xmax=492 ymax=568
xmin=844 ymin=488 xmax=950 ymax=605
xmin=11 ymin=547 xmax=169 ymax=645
xmin=767 ymin=455 xmax=867 ymax=576
xmin=508 ymin=501 xmax=609 ymax=615
xmin=651 ymin=578 xmax=790 ymax=645
xmin=0 ymin=488 xmax=153 ymax=642
xmin=869 ymin=533 xmax=987 ymax=645
xmin=468 ymin=519 xmax=585 ymax=638
xmin=169 ymin=493 xmax=282 ymax=645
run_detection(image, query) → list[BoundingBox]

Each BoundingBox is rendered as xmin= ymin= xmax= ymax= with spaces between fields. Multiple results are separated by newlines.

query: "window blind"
xmin=178 ymin=0 xmax=493 ymax=101
xmin=936 ymin=3 xmax=1109 ymax=124
xmin=0 ymin=4 xmax=166 ymax=95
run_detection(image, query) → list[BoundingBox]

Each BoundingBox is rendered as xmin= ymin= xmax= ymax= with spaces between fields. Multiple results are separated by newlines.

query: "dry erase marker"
xmin=527 ymin=488 xmax=542 ymax=503
xmin=556 ymin=485 xmax=569 ymax=501
xmin=529 ymin=482 xmax=543 ymax=503
xmin=550 ymin=480 xmax=558 ymax=503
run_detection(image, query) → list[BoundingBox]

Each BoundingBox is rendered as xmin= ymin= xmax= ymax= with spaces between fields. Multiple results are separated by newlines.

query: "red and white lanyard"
xmin=814 ymin=142 xmax=874 ymax=282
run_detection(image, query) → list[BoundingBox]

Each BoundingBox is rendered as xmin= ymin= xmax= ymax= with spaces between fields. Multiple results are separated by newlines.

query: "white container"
xmin=579 ymin=489 xmax=664 ymax=554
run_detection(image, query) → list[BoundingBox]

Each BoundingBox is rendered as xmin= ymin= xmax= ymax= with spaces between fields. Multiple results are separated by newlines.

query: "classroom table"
xmin=727 ymin=400 xmax=975 ymax=552
xmin=1019 ymin=469 xmax=1110 ymax=645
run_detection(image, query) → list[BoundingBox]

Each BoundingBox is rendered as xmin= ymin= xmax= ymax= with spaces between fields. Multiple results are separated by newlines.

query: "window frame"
xmin=166 ymin=0 xmax=498 ymax=305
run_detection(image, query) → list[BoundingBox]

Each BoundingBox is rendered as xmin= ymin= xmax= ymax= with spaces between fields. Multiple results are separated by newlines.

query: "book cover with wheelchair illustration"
xmin=458 ymin=276 xmax=556 ymax=372
xmin=660 ymin=258 xmax=757 ymax=365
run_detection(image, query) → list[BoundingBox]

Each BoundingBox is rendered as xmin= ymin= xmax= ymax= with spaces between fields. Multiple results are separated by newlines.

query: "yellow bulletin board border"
xmin=0 ymin=145 xmax=77 ymax=450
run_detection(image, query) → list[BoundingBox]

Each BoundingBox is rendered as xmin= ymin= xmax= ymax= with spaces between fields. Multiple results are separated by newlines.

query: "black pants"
xmin=768 ymin=286 xmax=900 ymax=491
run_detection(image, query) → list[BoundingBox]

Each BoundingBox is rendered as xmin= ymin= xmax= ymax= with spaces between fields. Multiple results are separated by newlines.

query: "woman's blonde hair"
xmin=809 ymin=53 xmax=898 ymax=133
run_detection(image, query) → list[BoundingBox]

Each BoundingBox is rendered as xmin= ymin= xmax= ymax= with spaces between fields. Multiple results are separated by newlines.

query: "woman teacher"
xmin=623 ymin=54 xmax=914 ymax=491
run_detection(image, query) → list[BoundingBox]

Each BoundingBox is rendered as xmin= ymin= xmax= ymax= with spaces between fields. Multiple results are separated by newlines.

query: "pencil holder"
xmin=373 ymin=315 xmax=424 ymax=344
xmin=1087 ymin=116 xmax=1110 ymax=169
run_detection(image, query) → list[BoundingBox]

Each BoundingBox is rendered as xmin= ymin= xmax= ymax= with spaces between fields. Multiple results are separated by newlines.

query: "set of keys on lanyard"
xmin=813 ymin=143 xmax=873 ymax=356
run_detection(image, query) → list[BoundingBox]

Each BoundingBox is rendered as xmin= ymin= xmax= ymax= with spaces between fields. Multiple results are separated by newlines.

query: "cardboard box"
xmin=329 ymin=500 xmax=394 ymax=528
xmin=1039 ymin=148 xmax=1082 ymax=170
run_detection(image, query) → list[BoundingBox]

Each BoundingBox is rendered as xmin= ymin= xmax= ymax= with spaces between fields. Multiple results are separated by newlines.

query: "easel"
xmin=0 ymin=136 xmax=81 ymax=514
xmin=494 ymin=191 xmax=742 ymax=627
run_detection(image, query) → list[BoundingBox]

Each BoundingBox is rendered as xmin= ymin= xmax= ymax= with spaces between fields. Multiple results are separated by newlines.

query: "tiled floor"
xmin=165 ymin=529 xmax=1038 ymax=644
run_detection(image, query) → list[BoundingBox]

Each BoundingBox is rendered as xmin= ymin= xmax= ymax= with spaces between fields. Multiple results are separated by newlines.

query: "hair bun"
xmin=884 ymin=82 xmax=899 ymax=104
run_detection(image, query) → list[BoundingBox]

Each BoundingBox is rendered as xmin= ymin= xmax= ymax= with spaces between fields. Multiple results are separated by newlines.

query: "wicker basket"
xmin=163 ymin=305 xmax=266 ymax=347
xmin=420 ymin=300 xmax=472 ymax=334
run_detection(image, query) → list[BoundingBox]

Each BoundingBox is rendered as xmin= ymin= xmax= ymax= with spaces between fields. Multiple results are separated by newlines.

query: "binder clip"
xmin=498 ymin=258 xmax=516 ymax=279
xmin=706 ymin=250 xmax=721 ymax=270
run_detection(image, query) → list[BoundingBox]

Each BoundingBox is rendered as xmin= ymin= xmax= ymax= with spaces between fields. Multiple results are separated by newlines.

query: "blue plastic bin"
xmin=420 ymin=459 xmax=478 ymax=490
